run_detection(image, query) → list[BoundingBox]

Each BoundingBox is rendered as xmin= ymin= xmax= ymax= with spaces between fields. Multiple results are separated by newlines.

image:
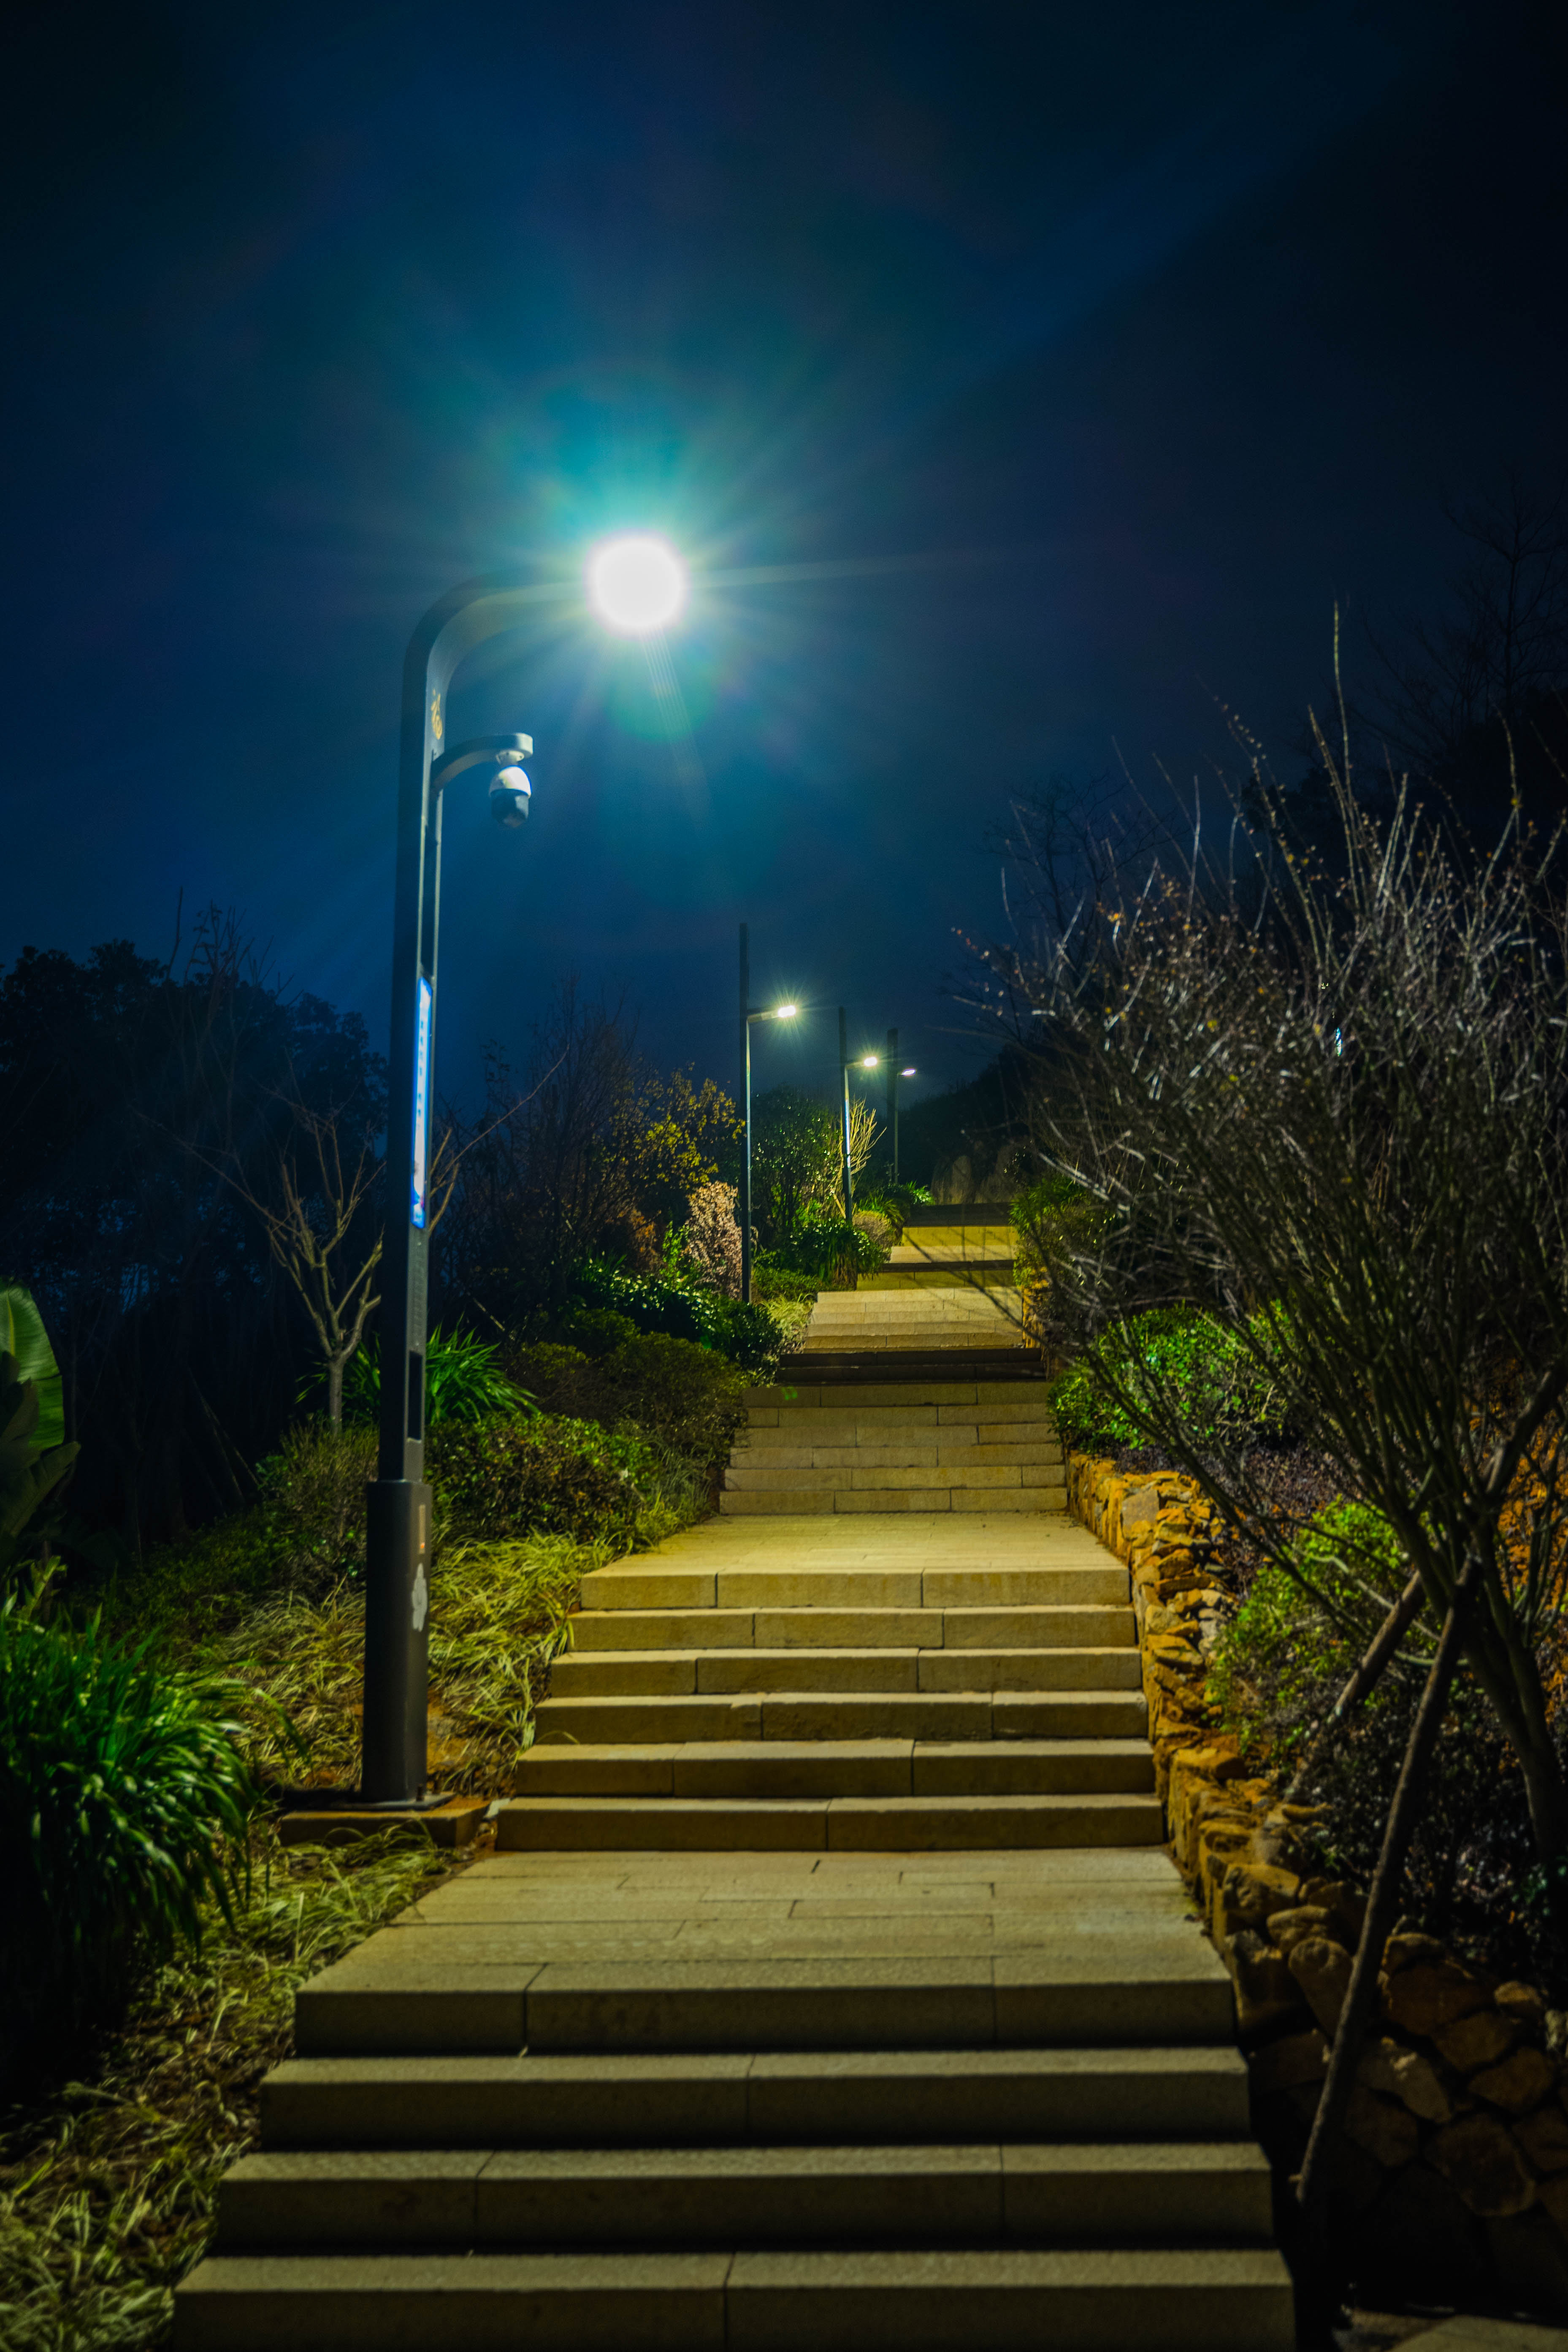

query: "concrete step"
xmin=577 ymin=1564 xmax=1112 ymax=1610
xmin=723 ymin=1464 xmax=1066 ymax=1495
xmin=259 ymin=2045 xmax=1254 ymax=2150
xmin=548 ymin=1645 xmax=1144 ymax=1697
xmin=565 ymin=1610 xmax=1138 ymax=1659
xmin=493 ymin=1791 xmax=1165 ymax=1852
xmin=733 ymin=1441 xmax=1063 ymax=1467
xmin=719 ymin=1487 xmax=1067 ymax=1515
xmin=295 ymin=1953 xmax=1238 ymax=2058
xmin=533 ymin=1688 xmax=1148 ymax=1742
xmin=770 ymin=1351 xmax=1047 ymax=1384
xmin=216 ymin=2140 xmax=1274 ymax=2249
xmin=746 ymin=1381 xmax=1054 ymax=1410
xmin=512 ymin=1740 xmax=1155 ymax=1800
xmin=858 ymin=1265 xmax=1017 ymax=1287
xmin=173 ymin=2245 xmax=1296 ymax=2350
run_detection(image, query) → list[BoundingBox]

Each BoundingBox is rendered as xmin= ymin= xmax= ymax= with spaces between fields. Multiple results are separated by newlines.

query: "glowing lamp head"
xmin=773 ymin=1003 xmax=798 ymax=1019
xmin=589 ymin=535 xmax=687 ymax=634
xmin=901 ymin=1066 xmax=917 ymax=1077
xmin=860 ymin=1054 xmax=878 ymax=1068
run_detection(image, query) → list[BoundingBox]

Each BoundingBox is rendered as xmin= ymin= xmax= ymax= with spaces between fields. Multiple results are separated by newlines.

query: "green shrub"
xmin=1208 ymin=1499 xmax=1408 ymax=1766
xmin=255 ymin=1420 xmax=376 ymax=1590
xmin=1206 ymin=1498 xmax=1549 ymax=1967
xmin=427 ymin=1412 xmax=643 ymax=1550
xmin=751 ymin=1261 xmax=820 ymax=1303
xmin=571 ymin=1258 xmax=782 ymax=1375
xmin=573 ymin=1256 xmax=727 ymax=1345
xmin=771 ymin=1211 xmax=886 ymax=1286
xmin=1047 ymin=1307 xmax=1291 ymax=1450
xmin=508 ymin=1333 xmax=750 ymax=1477
xmin=551 ymin=1304 xmax=640 ymax=1356
xmin=344 ymin=1328 xmax=534 ymax=1425
xmin=855 ymin=1181 xmax=932 ymax=1238
xmin=0 ymin=1599 xmax=259 ymax=2049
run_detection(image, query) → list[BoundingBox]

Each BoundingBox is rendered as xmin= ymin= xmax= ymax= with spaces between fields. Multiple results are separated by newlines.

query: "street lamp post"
xmin=838 ymin=1014 xmax=882 ymax=1225
xmin=363 ymin=542 xmax=685 ymax=1806
xmin=737 ymin=922 xmax=796 ymax=1304
xmin=838 ymin=1008 xmax=855 ymax=1225
xmin=884 ymin=1029 xmax=917 ymax=1183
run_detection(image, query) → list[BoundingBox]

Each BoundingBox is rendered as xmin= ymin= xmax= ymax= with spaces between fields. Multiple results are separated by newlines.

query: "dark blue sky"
xmin=4 ymin=1 xmax=1563 ymax=1107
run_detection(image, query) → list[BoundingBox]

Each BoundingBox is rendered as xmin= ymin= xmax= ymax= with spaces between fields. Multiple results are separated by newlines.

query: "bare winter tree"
xmin=986 ymin=723 xmax=1568 ymax=2265
xmin=216 ymin=1081 xmax=385 ymax=1427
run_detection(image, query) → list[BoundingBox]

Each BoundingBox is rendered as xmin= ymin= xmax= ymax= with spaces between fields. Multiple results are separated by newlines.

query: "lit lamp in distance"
xmin=738 ymin=923 xmax=798 ymax=1304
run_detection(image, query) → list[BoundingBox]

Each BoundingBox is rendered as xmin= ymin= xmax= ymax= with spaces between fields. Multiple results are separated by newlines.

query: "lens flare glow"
xmin=589 ymin=535 xmax=687 ymax=634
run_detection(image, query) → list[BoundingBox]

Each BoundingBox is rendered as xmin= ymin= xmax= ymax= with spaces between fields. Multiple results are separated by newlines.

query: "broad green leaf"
xmin=0 ymin=1284 xmax=66 ymax=1453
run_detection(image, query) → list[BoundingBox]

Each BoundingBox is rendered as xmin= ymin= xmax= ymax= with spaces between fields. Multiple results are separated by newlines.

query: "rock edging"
xmin=1067 ymin=1448 xmax=1568 ymax=2313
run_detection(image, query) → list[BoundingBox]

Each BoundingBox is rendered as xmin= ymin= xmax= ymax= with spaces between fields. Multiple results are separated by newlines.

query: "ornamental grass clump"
xmin=0 ymin=1599 xmax=259 ymax=2058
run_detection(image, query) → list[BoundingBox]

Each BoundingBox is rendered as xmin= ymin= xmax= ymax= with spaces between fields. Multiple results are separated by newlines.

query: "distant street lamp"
xmin=737 ymin=923 xmax=796 ymax=1305
xmin=362 ymin=538 xmax=685 ymax=1807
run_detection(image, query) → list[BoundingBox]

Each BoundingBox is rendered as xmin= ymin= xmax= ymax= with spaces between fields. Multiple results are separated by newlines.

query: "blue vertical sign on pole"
xmin=411 ymin=975 xmax=432 ymax=1229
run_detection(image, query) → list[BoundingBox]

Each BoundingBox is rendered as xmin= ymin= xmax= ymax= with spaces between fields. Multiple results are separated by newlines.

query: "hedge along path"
xmin=1069 ymin=1451 xmax=1568 ymax=2319
xmin=175 ymin=1250 xmax=1296 ymax=2352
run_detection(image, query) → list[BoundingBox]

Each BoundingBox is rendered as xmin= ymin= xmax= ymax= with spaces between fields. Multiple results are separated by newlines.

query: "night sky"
xmin=4 ymin=2 xmax=1563 ymax=1110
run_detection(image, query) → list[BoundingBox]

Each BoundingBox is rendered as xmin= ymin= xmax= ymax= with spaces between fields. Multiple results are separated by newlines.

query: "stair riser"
xmin=511 ymin=1756 xmax=1155 ymax=1799
xmin=172 ymin=2256 xmax=1295 ymax=2352
xmin=218 ymin=2163 xmax=1273 ymax=2249
xmin=719 ymin=1492 xmax=1065 ymax=1515
xmin=549 ymin=1648 xmax=1145 ymax=1695
xmin=569 ymin=1610 xmax=1134 ymax=1655
xmin=533 ymin=1695 xmax=1148 ymax=1741
xmin=579 ymin=1572 xmax=1121 ymax=1608
xmin=260 ymin=2060 xmax=1253 ymax=2151
xmin=495 ymin=1795 xmax=1164 ymax=1853
xmin=295 ymin=1974 xmax=1235 ymax=2059
xmin=732 ymin=1445 xmax=1063 ymax=1469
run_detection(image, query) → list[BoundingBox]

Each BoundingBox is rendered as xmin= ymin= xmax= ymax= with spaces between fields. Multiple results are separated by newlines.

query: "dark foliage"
xmin=0 ymin=916 xmax=385 ymax=1548
xmin=506 ymin=1333 xmax=750 ymax=1476
xmin=0 ymin=1600 xmax=259 ymax=2054
xmin=433 ymin=979 xmax=739 ymax=1328
xmin=426 ymin=1412 xmax=645 ymax=1550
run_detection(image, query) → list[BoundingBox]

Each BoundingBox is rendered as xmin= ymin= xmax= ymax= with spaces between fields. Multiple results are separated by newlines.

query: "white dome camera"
xmin=489 ymin=764 xmax=531 ymax=829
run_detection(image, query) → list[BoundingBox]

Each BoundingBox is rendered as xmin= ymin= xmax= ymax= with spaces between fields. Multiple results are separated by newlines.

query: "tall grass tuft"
xmin=0 ymin=1600 xmax=260 ymax=2056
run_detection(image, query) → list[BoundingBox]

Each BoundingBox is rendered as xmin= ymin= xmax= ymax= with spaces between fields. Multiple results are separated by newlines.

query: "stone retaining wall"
xmin=1068 ymin=1449 xmax=1568 ymax=2314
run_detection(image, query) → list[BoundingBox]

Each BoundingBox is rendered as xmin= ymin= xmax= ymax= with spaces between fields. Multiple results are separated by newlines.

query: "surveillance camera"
xmin=489 ymin=765 xmax=531 ymax=829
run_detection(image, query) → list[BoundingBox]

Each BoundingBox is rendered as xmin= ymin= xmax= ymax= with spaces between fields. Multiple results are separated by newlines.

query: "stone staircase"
xmin=173 ymin=1235 xmax=1295 ymax=2348
xmin=720 ymin=1376 xmax=1064 ymax=1517
xmin=792 ymin=1210 xmax=1037 ymax=1382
